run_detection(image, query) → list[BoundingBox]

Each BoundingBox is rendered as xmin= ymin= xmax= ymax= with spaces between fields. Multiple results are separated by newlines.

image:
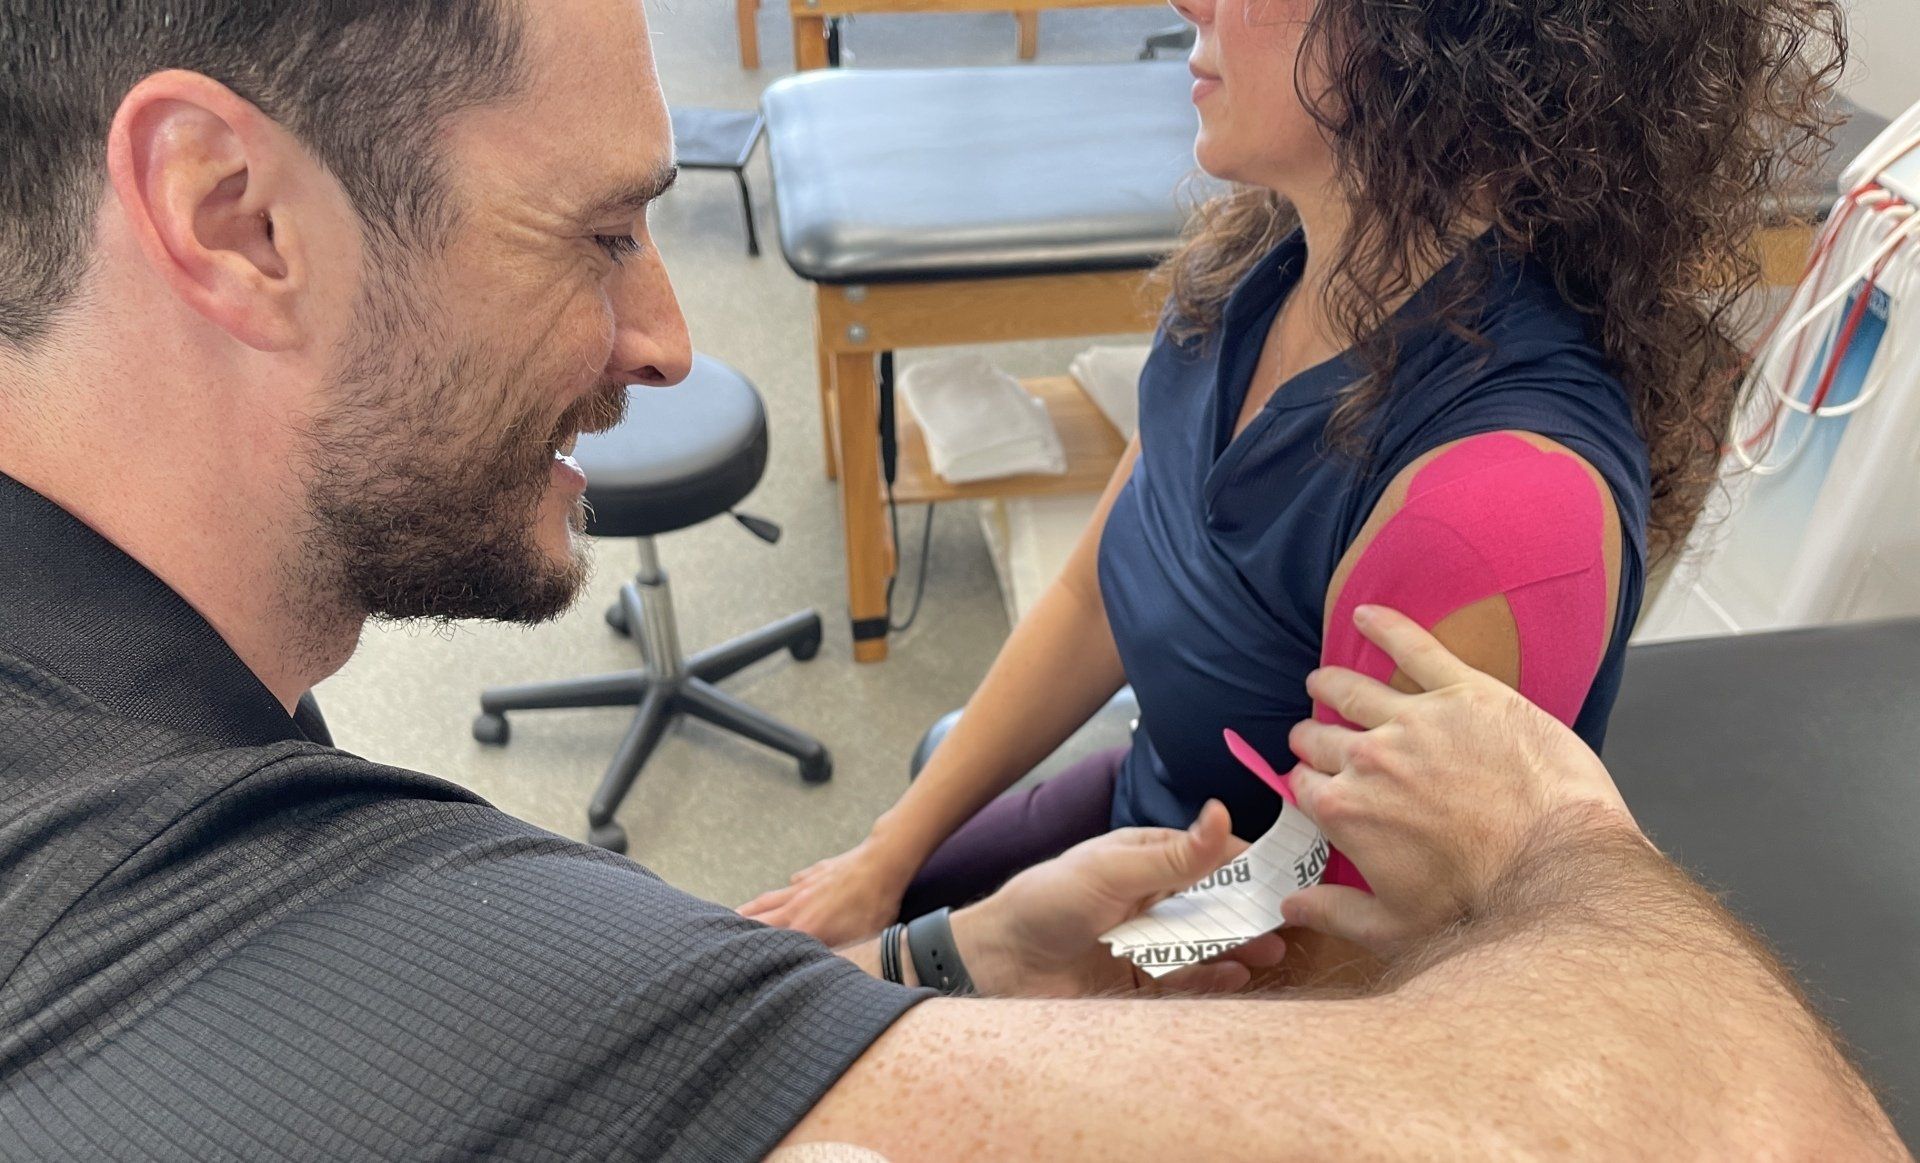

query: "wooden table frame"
xmin=814 ymin=269 xmax=1161 ymax=661
xmin=780 ymin=0 xmax=1167 ymax=72
xmin=739 ymin=0 xmax=764 ymax=69
xmin=737 ymin=0 xmax=1039 ymax=70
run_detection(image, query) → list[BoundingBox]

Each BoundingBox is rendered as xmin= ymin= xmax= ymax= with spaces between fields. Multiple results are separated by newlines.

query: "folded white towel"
xmin=901 ymin=355 xmax=1067 ymax=485
xmin=1068 ymin=344 xmax=1151 ymax=441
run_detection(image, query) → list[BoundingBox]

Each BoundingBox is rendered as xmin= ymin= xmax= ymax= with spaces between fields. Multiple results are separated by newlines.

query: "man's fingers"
xmin=1287 ymin=765 xmax=1337 ymax=830
xmin=1305 ymin=667 xmax=1409 ymax=730
xmin=1225 ymin=931 xmax=1289 ymax=969
xmin=1144 ymin=928 xmax=1288 ymax=994
xmin=1179 ymin=799 xmax=1236 ymax=879
xmin=1155 ymin=960 xmax=1253 ymax=995
xmin=1353 ymin=605 xmax=1474 ymax=693
xmin=1288 ymin=719 xmax=1359 ymax=777
xmin=1096 ymin=801 xmax=1239 ymax=904
xmin=1280 ymin=884 xmax=1398 ymax=956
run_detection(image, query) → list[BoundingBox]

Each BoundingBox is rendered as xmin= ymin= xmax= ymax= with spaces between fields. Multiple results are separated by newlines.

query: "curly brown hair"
xmin=1159 ymin=0 xmax=1848 ymax=562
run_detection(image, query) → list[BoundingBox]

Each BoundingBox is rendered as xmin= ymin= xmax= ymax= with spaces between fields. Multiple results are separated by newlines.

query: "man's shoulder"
xmin=0 ymin=645 xmax=480 ymax=865
xmin=0 ymin=654 xmax=494 ymax=1002
xmin=0 ymin=670 xmax=915 ymax=1161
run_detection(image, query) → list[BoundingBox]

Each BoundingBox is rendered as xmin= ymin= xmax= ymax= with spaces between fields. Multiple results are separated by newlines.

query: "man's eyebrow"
xmin=573 ymin=162 xmax=680 ymax=224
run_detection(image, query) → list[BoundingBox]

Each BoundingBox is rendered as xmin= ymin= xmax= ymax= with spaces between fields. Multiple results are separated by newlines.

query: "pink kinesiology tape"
xmin=1229 ymin=433 xmax=1611 ymax=891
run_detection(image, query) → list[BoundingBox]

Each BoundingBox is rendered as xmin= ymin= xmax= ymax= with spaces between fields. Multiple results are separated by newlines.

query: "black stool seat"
xmin=579 ymin=355 xmax=767 ymax=539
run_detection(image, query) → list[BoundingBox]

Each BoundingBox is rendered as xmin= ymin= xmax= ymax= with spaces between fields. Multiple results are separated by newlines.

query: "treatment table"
xmin=912 ymin=619 xmax=1920 ymax=1145
xmin=1603 ymin=621 xmax=1919 ymax=1145
xmin=764 ymin=61 xmax=1194 ymax=661
xmin=763 ymin=56 xmax=1886 ymax=662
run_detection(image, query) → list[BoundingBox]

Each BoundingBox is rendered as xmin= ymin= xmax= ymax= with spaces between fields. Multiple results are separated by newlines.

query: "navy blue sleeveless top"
xmin=1098 ymin=230 xmax=1652 ymax=839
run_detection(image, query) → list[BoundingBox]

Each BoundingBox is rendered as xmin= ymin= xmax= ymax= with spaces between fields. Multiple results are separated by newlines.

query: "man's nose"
xmin=609 ymin=254 xmax=694 ymax=388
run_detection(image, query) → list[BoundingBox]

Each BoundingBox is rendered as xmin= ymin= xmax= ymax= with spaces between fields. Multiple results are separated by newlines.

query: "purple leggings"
xmin=898 ymin=746 xmax=1128 ymax=921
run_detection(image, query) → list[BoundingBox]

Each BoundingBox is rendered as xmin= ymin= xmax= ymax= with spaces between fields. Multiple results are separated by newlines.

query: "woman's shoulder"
xmin=1470 ymin=248 xmax=1614 ymax=366
xmin=1403 ymin=249 xmax=1634 ymax=421
xmin=1375 ymin=255 xmax=1652 ymax=523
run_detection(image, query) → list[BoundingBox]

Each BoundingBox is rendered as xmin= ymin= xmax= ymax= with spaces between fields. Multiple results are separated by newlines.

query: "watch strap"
xmin=878 ymin=922 xmax=907 ymax=985
xmin=905 ymin=907 xmax=977 ymax=996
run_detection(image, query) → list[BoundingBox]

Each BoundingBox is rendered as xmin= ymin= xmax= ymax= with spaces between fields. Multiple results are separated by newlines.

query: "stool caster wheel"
xmin=790 ymin=621 xmax=823 ymax=663
xmin=472 ymin=713 xmax=510 ymax=746
xmin=605 ymin=602 xmax=630 ymax=637
xmin=800 ymin=752 xmax=833 ymax=784
xmin=589 ymin=822 xmax=629 ymax=853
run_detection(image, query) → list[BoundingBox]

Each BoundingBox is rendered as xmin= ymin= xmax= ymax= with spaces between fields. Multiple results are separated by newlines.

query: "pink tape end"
xmin=1224 ymin=729 xmax=1297 ymax=807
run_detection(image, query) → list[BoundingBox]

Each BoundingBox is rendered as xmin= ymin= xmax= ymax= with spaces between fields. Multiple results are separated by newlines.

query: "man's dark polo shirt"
xmin=0 ymin=472 xmax=921 ymax=1161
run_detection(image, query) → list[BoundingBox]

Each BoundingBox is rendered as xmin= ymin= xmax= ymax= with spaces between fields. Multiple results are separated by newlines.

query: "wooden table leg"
xmin=794 ymin=13 xmax=832 ymax=71
xmin=813 ymin=308 xmax=839 ymax=481
xmin=1016 ymin=11 xmax=1039 ymax=60
xmin=832 ymin=350 xmax=893 ymax=662
xmin=737 ymin=0 xmax=761 ymax=69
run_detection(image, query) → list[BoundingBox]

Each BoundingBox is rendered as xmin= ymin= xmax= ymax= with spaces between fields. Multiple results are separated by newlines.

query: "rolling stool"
xmin=472 ymin=355 xmax=831 ymax=853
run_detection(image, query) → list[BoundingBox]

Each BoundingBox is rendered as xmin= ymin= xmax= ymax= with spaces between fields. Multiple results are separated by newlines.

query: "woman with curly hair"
xmin=745 ymin=0 xmax=1846 ymax=948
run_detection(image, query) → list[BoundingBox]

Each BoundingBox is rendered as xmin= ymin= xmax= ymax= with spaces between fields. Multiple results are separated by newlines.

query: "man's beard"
xmin=296 ymin=278 xmax=628 ymax=627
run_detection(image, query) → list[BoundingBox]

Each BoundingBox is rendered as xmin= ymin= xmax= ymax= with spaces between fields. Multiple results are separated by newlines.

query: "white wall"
xmin=1847 ymin=0 xmax=1920 ymax=118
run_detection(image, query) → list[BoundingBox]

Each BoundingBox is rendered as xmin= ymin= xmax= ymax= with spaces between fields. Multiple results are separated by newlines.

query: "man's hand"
xmin=1281 ymin=605 xmax=1642 ymax=959
xmin=953 ymin=801 xmax=1287 ymax=997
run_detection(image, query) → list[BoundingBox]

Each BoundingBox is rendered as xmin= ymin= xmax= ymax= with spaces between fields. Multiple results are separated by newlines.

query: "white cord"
xmin=1763 ymin=212 xmax=1917 ymax=359
xmin=1730 ymin=107 xmax=1920 ymax=474
xmin=1732 ymin=211 xmax=1920 ymax=472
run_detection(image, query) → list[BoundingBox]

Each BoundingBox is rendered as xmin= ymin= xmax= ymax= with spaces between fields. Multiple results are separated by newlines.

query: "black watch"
xmin=905 ymin=908 xmax=977 ymax=996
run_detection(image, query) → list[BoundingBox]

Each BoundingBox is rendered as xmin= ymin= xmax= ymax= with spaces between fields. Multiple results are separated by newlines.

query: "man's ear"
xmin=106 ymin=70 xmax=319 ymax=353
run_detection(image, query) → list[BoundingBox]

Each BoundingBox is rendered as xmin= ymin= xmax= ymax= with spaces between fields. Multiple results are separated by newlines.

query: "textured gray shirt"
xmin=0 ymin=472 xmax=923 ymax=1161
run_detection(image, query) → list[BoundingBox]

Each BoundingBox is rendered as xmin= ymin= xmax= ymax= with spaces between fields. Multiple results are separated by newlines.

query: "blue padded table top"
xmin=763 ymin=63 xmax=1883 ymax=288
xmin=763 ymin=62 xmax=1203 ymax=285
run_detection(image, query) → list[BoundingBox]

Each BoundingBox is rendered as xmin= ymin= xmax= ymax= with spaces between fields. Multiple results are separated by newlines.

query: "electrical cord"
xmin=1734 ymin=214 xmax=1918 ymax=473
xmin=885 ymin=486 xmax=937 ymax=635
xmin=875 ymin=348 xmax=936 ymax=636
xmin=1737 ymin=209 xmax=1920 ymax=472
xmin=1730 ymin=113 xmax=1920 ymax=475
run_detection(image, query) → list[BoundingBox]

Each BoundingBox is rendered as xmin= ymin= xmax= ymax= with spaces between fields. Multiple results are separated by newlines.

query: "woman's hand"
xmin=955 ymin=801 xmax=1287 ymax=998
xmin=741 ymin=838 xmax=918 ymax=947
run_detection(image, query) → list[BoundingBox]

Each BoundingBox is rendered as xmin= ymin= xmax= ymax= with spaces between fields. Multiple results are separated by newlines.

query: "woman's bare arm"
xmin=865 ymin=437 xmax=1141 ymax=867
xmin=743 ymin=439 xmax=1141 ymax=942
